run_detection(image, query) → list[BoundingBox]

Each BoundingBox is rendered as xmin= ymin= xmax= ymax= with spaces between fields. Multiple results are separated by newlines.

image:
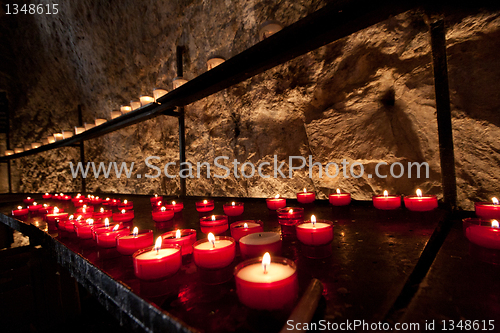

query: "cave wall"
xmin=2 ymin=0 xmax=500 ymax=210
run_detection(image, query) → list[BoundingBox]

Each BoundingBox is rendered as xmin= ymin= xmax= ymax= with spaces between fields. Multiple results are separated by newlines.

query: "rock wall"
xmin=2 ymin=1 xmax=500 ymax=210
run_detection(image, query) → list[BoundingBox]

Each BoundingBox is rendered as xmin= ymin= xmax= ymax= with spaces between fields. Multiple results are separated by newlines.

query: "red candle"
xmin=46 ymin=207 xmax=69 ymax=223
xmin=61 ymin=215 xmax=77 ymax=232
xmin=133 ymin=237 xmax=182 ymax=280
xmin=150 ymin=194 xmax=163 ymax=207
xmin=89 ymin=196 xmax=102 ymax=205
xmin=92 ymin=218 xmax=114 ymax=240
xmin=76 ymin=205 xmax=94 ymax=213
xmin=329 ymin=189 xmax=351 ymax=206
xmin=266 ymin=194 xmax=286 ymax=210
xmin=234 ymin=253 xmax=298 ymax=310
xmin=73 ymin=199 xmax=88 ymax=207
xmin=464 ymin=218 xmax=500 ymax=250
xmin=112 ymin=209 xmax=135 ymax=223
xmin=152 ymin=206 xmax=174 ymax=222
xmin=296 ymin=216 xmax=333 ymax=245
xmin=230 ymin=220 xmax=264 ymax=242
xmin=200 ymin=215 xmax=228 ymax=235
xmin=277 ymin=207 xmax=304 ymax=234
xmin=196 ymin=199 xmax=214 ymax=212
xmin=96 ymin=224 xmax=130 ymax=248
xmin=296 ymin=188 xmax=315 ymax=204
xmin=163 ymin=201 xmax=183 ymax=213
xmin=161 ymin=229 xmax=197 ymax=255
xmin=223 ymin=202 xmax=244 ymax=216
xmin=404 ymin=189 xmax=438 ymax=211
xmin=38 ymin=204 xmax=53 ymax=215
xmin=23 ymin=197 xmax=34 ymax=205
xmin=475 ymin=197 xmax=500 ymax=219
xmin=239 ymin=232 xmax=282 ymax=258
xmin=12 ymin=206 xmax=29 ymax=218
xmin=193 ymin=234 xmax=235 ymax=269
xmin=75 ymin=219 xmax=104 ymax=239
xmin=118 ymin=199 xmax=133 ymax=210
xmin=93 ymin=207 xmax=113 ymax=220
xmin=373 ymin=191 xmax=401 ymax=210
xmin=61 ymin=195 xmax=72 ymax=201
xmin=116 ymin=227 xmax=154 ymax=255
xmin=103 ymin=198 xmax=119 ymax=207
xmin=28 ymin=202 xmax=43 ymax=214
xmin=42 ymin=193 xmax=52 ymax=199
xmin=53 ymin=194 xmax=59 ymax=200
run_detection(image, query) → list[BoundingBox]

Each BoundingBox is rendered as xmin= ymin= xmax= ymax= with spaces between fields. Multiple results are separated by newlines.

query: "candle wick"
xmin=263 ymin=265 xmax=267 ymax=274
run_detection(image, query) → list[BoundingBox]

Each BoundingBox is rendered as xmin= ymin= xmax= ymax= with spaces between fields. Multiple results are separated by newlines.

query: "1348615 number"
xmin=441 ymin=320 xmax=495 ymax=331
xmin=5 ymin=3 xmax=59 ymax=15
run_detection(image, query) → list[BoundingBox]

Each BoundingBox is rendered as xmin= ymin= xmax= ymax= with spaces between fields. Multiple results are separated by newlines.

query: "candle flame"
xmin=27 ymin=197 xmax=31 ymax=199
xmin=311 ymin=215 xmax=316 ymax=227
xmin=492 ymin=197 xmax=499 ymax=205
xmin=100 ymin=207 xmax=104 ymax=213
xmin=96 ymin=196 xmax=99 ymax=200
xmin=203 ymin=200 xmax=208 ymax=204
xmin=383 ymin=190 xmax=388 ymax=198
xmin=112 ymin=224 xmax=120 ymax=231
xmin=76 ymin=215 xmax=82 ymax=221
xmin=17 ymin=206 xmax=22 ymax=210
xmin=337 ymin=188 xmax=341 ymax=194
xmin=157 ymin=201 xmax=162 ymax=206
xmin=82 ymin=208 xmax=86 ymax=213
xmin=416 ymin=189 xmax=422 ymax=198
xmin=154 ymin=194 xmax=158 ymax=197
xmin=303 ymin=188 xmax=307 ymax=193
xmin=262 ymin=252 xmax=271 ymax=274
xmin=83 ymin=204 xmax=87 ymax=209
xmin=69 ymin=215 xmax=74 ymax=220
xmin=77 ymin=193 xmax=81 ymax=197
xmin=79 ymin=200 xmax=83 ymax=203
xmin=172 ymin=201 xmax=176 ymax=205
xmin=493 ymin=220 xmax=499 ymax=228
xmin=161 ymin=206 xmax=166 ymax=212
xmin=86 ymin=219 xmax=94 ymax=226
xmin=154 ymin=236 xmax=162 ymax=253
xmin=232 ymin=201 xmax=235 ymax=206
xmin=176 ymin=229 xmax=181 ymax=238
xmin=54 ymin=207 xmax=59 ymax=213
xmin=124 ymin=200 xmax=128 ymax=204
xmin=44 ymin=204 xmax=48 ymax=208
xmin=288 ymin=209 xmax=293 ymax=214
xmin=106 ymin=197 xmax=110 ymax=201
xmin=208 ymin=233 xmax=216 ymax=248
xmin=45 ymin=193 xmax=49 ymax=196
xmin=244 ymin=222 xmax=248 ymax=228
xmin=33 ymin=202 xmax=37 ymax=206
xmin=275 ymin=194 xmax=280 ymax=199
xmin=211 ymin=215 xmax=216 ymax=221
xmin=59 ymin=193 xmax=63 ymax=196
xmin=104 ymin=218 xmax=109 ymax=227
xmin=121 ymin=209 xmax=126 ymax=214
xmin=132 ymin=227 xmax=138 ymax=237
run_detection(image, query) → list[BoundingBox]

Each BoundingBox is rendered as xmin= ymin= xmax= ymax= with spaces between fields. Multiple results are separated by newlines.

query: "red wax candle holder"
xmin=163 ymin=201 xmax=184 ymax=213
xmin=234 ymin=256 xmax=298 ymax=310
xmin=61 ymin=195 xmax=72 ymax=201
xmin=150 ymin=195 xmax=163 ymax=206
xmin=277 ymin=207 xmax=304 ymax=235
xmin=77 ymin=206 xmax=94 ymax=213
xmin=195 ymin=200 xmax=214 ymax=212
xmin=116 ymin=230 xmax=154 ymax=255
xmin=96 ymin=227 xmax=131 ymax=248
xmin=372 ymin=194 xmax=401 ymax=210
xmin=112 ymin=210 xmax=135 ymax=223
xmin=73 ymin=199 xmax=88 ymax=207
xmin=230 ymin=220 xmax=264 ymax=242
xmin=193 ymin=236 xmax=236 ymax=284
xmin=223 ymin=202 xmax=244 ymax=216
xmin=12 ymin=207 xmax=29 ymax=219
xmin=329 ymin=192 xmax=351 ymax=206
xmin=103 ymin=198 xmax=119 ymax=207
xmin=75 ymin=212 xmax=93 ymax=220
xmin=152 ymin=208 xmax=174 ymax=222
xmin=93 ymin=223 xmax=122 ymax=240
xmin=296 ymin=219 xmax=334 ymax=258
xmin=62 ymin=219 xmax=77 ymax=233
xmin=239 ymin=232 xmax=282 ymax=259
xmin=93 ymin=209 xmax=113 ymax=220
xmin=118 ymin=201 xmax=134 ymax=210
xmin=404 ymin=194 xmax=438 ymax=211
xmin=296 ymin=191 xmax=315 ymax=204
xmin=23 ymin=197 xmax=35 ymax=205
xmin=266 ymin=197 xmax=286 ymax=210
xmin=42 ymin=193 xmax=52 ymax=199
xmin=161 ymin=229 xmax=197 ymax=255
xmin=46 ymin=212 xmax=69 ymax=224
xmin=75 ymin=221 xmax=105 ymax=239
xmin=475 ymin=202 xmax=500 ymax=219
xmin=463 ymin=218 xmax=500 ymax=265
xmin=28 ymin=204 xmax=43 ymax=214
xmin=200 ymin=215 xmax=229 ymax=235
xmin=133 ymin=244 xmax=182 ymax=280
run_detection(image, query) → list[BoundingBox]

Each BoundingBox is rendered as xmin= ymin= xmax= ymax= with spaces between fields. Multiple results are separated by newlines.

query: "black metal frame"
xmin=0 ymin=0 xmax=458 ymax=208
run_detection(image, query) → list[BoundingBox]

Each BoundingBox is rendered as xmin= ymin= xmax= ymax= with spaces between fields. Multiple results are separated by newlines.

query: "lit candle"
xmin=12 ymin=205 xmax=29 ymax=218
xmin=200 ymin=215 xmax=229 ymax=234
xmin=230 ymin=220 xmax=264 ymax=242
xmin=92 ymin=207 xmax=112 ymax=220
xmin=112 ymin=209 xmax=135 ymax=223
xmin=75 ymin=219 xmax=104 ymax=239
xmin=163 ymin=201 xmax=184 ymax=213
xmin=118 ymin=199 xmax=133 ymax=210
xmin=266 ymin=194 xmax=286 ymax=210
xmin=75 ymin=126 xmax=85 ymax=134
xmin=4 ymin=150 xmax=14 ymax=156
xmin=193 ymin=234 xmax=235 ymax=269
xmin=120 ymin=105 xmax=132 ymax=113
xmin=329 ymin=188 xmax=351 ymax=206
xmin=207 ymin=57 xmax=225 ymax=70
xmin=76 ymin=204 xmax=94 ymax=213
xmin=172 ymin=77 xmax=188 ymax=89
xmin=475 ymin=197 xmax=500 ymax=219
xmin=404 ymin=189 xmax=438 ymax=211
xmin=234 ymin=253 xmax=298 ymax=310
xmin=46 ymin=207 xmax=68 ymax=223
xmin=196 ymin=199 xmax=214 ymax=212
xmin=14 ymin=147 xmax=24 ymax=153
xmin=153 ymin=88 xmax=168 ymax=102
xmin=297 ymin=188 xmax=316 ymax=204
xmin=464 ymin=218 xmax=500 ymax=250
xmin=61 ymin=215 xmax=77 ymax=232
xmin=95 ymin=118 xmax=107 ymax=126
xmin=28 ymin=202 xmax=43 ymax=214
xmin=53 ymin=133 xmax=64 ymax=141
xmin=116 ymin=227 xmax=154 ymax=255
xmin=223 ymin=201 xmax=244 ymax=216
xmin=31 ymin=142 xmax=42 ymax=149
xmin=23 ymin=197 xmax=34 ymax=205
xmin=296 ymin=215 xmax=334 ymax=246
xmin=161 ymin=229 xmax=197 ymax=255
xmin=373 ymin=190 xmax=401 ymax=210
xmin=150 ymin=194 xmax=163 ymax=206
xmin=110 ymin=110 xmax=122 ymax=119
xmin=130 ymin=100 xmax=141 ymax=110
xmin=62 ymin=130 xmax=73 ymax=139
xmin=139 ymin=95 xmax=154 ymax=106
xmin=96 ymin=224 xmax=130 ymax=248
xmin=42 ymin=193 xmax=52 ymax=199
xmin=239 ymin=232 xmax=282 ymax=258
xmin=151 ymin=206 xmax=174 ymax=222
xmin=84 ymin=123 xmax=95 ymax=130
xmin=133 ymin=237 xmax=182 ymax=280
xmin=277 ymin=207 xmax=304 ymax=234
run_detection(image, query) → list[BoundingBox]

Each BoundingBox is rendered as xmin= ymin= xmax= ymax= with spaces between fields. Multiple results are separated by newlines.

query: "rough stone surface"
xmin=1 ymin=1 xmax=500 ymax=210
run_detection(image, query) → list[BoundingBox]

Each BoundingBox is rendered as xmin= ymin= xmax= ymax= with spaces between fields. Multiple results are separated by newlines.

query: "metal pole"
xmin=77 ymin=105 xmax=86 ymax=194
xmin=429 ymin=15 xmax=457 ymax=210
xmin=176 ymin=45 xmax=187 ymax=197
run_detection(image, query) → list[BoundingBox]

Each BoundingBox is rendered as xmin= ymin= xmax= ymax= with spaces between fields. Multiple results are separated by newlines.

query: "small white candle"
xmin=95 ymin=118 xmax=107 ymax=126
xmin=130 ymin=100 xmax=141 ymax=110
xmin=139 ymin=95 xmax=154 ymax=106
xmin=153 ymin=88 xmax=168 ymax=102
xmin=120 ymin=105 xmax=132 ymax=113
